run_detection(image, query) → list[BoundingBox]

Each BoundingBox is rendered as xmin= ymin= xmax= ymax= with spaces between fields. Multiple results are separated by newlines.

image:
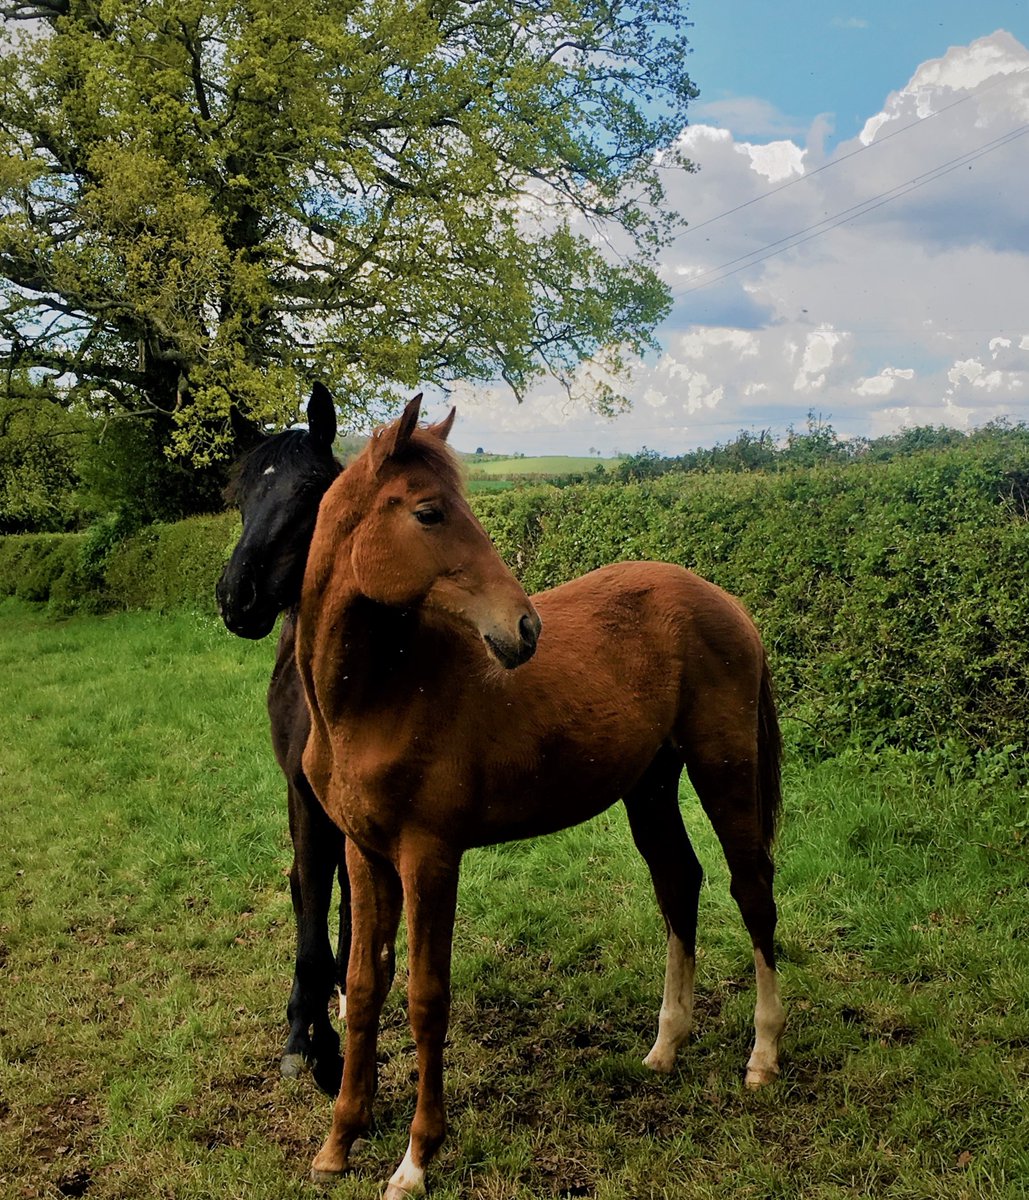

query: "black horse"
xmin=216 ymin=383 xmax=348 ymax=1093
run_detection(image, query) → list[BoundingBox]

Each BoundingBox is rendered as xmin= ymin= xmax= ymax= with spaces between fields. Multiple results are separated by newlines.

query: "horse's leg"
xmin=283 ymin=776 xmax=346 ymax=1094
xmin=684 ymin=726 xmax=785 ymax=1088
xmin=623 ymin=747 xmax=704 ymax=1073
xmin=311 ymin=841 xmax=402 ymax=1183
xmin=383 ymin=840 xmax=461 ymax=1200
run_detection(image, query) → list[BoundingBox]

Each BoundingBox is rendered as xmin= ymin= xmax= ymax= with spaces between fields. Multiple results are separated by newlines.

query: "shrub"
xmin=0 ymin=441 xmax=1026 ymax=762
xmin=475 ymin=443 xmax=1029 ymax=759
xmin=0 ymin=533 xmax=86 ymax=606
xmin=0 ymin=514 xmax=238 ymax=617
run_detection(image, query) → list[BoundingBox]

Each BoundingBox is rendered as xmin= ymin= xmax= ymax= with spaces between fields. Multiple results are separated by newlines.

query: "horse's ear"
xmin=427 ymin=407 xmax=456 ymax=443
xmin=307 ymin=382 xmax=337 ymax=450
xmin=229 ymin=405 xmax=264 ymax=451
xmin=394 ymin=393 xmax=423 ymax=452
xmin=372 ymin=393 xmax=423 ymax=468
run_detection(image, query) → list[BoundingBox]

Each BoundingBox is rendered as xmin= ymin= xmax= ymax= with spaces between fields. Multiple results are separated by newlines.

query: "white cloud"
xmin=792 ymin=330 xmax=844 ymax=392
xmin=878 ymin=394 xmax=978 ymax=432
xmin=905 ymin=30 xmax=1029 ymax=98
xmin=675 ymin=327 xmax=760 ymax=360
xmin=854 ymin=367 xmax=916 ymax=396
xmin=735 ymin=139 xmax=806 ymax=182
xmin=642 ymin=387 xmax=669 ymax=410
xmin=860 ymin=31 xmax=1029 ymax=144
xmin=947 ymin=358 xmax=1006 ymax=391
xmin=447 ymin=33 xmax=1029 ymax=455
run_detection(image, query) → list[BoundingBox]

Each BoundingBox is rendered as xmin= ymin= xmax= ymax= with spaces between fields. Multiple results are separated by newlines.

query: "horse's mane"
xmin=225 ymin=429 xmax=342 ymax=503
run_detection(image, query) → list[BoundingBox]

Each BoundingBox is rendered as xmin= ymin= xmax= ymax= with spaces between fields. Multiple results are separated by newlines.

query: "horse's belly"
xmin=464 ymin=728 xmax=666 ymax=845
xmin=318 ymin=626 xmax=684 ymax=854
xmin=327 ymin=727 xmax=662 ymax=853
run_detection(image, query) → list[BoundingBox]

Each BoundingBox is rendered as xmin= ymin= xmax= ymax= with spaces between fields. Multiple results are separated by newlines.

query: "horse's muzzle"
xmin=484 ymin=609 xmax=542 ymax=669
xmin=216 ymin=565 xmax=278 ymax=640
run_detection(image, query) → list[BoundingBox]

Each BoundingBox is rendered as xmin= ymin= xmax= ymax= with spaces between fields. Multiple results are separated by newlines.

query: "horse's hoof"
xmin=744 ymin=1066 xmax=779 ymax=1089
xmin=311 ymin=1052 xmax=344 ymax=1096
xmin=311 ymin=1152 xmax=348 ymax=1185
xmin=383 ymin=1185 xmax=423 ymax=1200
xmin=643 ymin=1049 xmax=675 ymax=1074
xmin=281 ymin=1053 xmax=307 ymax=1079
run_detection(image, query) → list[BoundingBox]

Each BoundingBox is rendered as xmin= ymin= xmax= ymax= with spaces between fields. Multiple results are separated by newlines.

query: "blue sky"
xmin=451 ymin=14 xmax=1029 ymax=455
xmin=688 ymin=1 xmax=1029 ymax=145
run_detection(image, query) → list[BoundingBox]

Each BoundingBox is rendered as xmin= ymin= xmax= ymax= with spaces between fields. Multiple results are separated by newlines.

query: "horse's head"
xmin=311 ymin=395 xmax=541 ymax=669
xmin=217 ymin=383 xmax=342 ymax=639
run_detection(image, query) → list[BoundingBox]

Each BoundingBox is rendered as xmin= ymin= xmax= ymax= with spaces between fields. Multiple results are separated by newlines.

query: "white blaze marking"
xmin=643 ymin=932 xmax=695 ymax=1073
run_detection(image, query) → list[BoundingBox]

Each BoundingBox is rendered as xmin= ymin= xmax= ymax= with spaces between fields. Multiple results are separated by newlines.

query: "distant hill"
xmin=333 ymin=439 xmax=618 ymax=478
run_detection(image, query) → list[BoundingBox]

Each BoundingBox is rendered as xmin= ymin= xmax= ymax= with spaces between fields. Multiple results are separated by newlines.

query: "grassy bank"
xmin=1 ymin=602 xmax=1026 ymax=1199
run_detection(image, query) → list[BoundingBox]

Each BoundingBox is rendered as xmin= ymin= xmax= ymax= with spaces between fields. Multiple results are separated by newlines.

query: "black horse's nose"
xmin=216 ymin=563 xmax=258 ymax=619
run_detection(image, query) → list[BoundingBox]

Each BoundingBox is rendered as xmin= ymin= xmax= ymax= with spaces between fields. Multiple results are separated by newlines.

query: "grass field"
xmin=465 ymin=456 xmax=616 ymax=477
xmin=466 ymin=478 xmax=518 ymax=495
xmin=1 ymin=600 xmax=1027 ymax=1200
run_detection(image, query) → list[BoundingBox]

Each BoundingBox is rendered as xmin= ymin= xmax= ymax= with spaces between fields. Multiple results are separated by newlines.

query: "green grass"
xmin=1 ymin=600 xmax=1026 ymax=1199
xmin=466 ymin=456 xmax=616 ymax=477
xmin=466 ymin=478 xmax=518 ymax=495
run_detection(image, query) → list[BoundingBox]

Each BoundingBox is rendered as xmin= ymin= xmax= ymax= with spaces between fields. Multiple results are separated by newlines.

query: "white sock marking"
xmin=644 ymin=932 xmax=695 ymax=1072
xmin=745 ymin=947 xmax=785 ymax=1086
xmin=386 ymin=1140 xmax=425 ymax=1197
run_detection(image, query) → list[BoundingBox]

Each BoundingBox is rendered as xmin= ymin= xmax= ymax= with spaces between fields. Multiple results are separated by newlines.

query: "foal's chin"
xmin=482 ymin=632 xmax=537 ymax=670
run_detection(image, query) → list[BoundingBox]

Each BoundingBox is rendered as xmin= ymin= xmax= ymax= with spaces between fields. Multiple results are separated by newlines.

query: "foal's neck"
xmin=311 ymin=575 xmax=485 ymax=721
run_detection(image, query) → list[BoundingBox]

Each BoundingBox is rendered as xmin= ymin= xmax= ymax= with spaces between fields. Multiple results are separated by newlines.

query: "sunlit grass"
xmin=466 ymin=456 xmax=617 ymax=476
xmin=1 ymin=600 xmax=1026 ymax=1199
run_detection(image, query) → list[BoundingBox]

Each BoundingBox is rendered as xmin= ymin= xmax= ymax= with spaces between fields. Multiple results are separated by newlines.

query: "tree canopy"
xmin=0 ymin=0 xmax=697 ymax=470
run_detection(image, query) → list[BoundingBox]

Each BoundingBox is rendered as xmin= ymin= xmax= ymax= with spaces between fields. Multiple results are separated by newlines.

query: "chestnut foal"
xmin=297 ymin=397 xmax=785 ymax=1198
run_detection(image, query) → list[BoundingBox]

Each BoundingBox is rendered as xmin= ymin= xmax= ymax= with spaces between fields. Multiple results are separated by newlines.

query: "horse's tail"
xmin=757 ymin=654 xmax=783 ymax=850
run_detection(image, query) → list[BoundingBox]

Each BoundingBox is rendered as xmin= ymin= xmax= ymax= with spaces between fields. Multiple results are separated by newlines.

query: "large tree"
xmin=0 ymin=370 xmax=85 ymax=530
xmin=0 ymin=0 xmax=696 ymax=473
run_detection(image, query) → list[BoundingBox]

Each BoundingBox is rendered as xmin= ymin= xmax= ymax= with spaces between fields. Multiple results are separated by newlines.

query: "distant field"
xmin=466 ymin=477 xmax=517 ymax=494
xmin=2 ymin=601 xmax=1027 ymax=1200
xmin=465 ymin=454 xmax=617 ymax=476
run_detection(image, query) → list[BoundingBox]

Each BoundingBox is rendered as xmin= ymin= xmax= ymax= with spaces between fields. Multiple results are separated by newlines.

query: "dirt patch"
xmin=3 ymin=1092 xmax=100 ymax=1200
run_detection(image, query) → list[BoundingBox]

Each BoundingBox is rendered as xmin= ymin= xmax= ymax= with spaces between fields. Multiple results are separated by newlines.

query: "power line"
xmin=675 ymin=122 xmax=1028 ymax=291
xmin=675 ymin=68 xmax=1026 ymax=237
xmin=672 ymin=123 xmax=1029 ymax=296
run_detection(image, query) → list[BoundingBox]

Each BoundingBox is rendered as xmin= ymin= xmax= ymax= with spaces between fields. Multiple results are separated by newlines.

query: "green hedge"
xmin=0 ymin=512 xmax=238 ymax=616
xmin=1 ymin=445 xmax=1026 ymax=760
xmin=474 ymin=445 xmax=1029 ymax=760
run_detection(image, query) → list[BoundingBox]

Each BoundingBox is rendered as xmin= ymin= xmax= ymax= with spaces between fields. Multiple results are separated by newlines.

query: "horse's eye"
xmin=414 ymin=507 xmax=444 ymax=527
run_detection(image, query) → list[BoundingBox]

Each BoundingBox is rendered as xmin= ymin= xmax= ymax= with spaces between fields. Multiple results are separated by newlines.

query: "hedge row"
xmin=476 ymin=446 xmax=1029 ymax=760
xmin=0 ymin=511 xmax=239 ymax=616
xmin=1 ymin=443 xmax=1026 ymax=760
